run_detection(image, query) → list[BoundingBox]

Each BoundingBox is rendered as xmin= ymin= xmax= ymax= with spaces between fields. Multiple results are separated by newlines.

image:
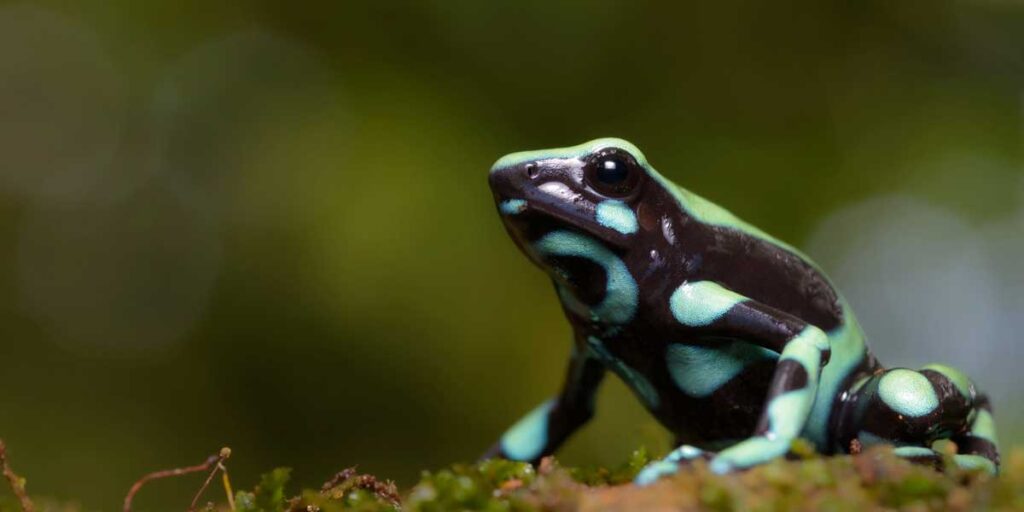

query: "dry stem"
xmin=0 ymin=439 xmax=35 ymax=512
xmin=321 ymin=466 xmax=401 ymax=508
xmin=123 ymin=447 xmax=231 ymax=512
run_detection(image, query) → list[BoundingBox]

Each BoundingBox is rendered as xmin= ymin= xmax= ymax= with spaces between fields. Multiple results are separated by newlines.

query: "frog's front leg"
xmin=679 ymin=282 xmax=830 ymax=475
xmin=483 ymin=345 xmax=606 ymax=464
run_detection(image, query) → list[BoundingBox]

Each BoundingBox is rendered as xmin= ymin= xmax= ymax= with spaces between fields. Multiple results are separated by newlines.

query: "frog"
xmin=482 ymin=138 xmax=1000 ymax=484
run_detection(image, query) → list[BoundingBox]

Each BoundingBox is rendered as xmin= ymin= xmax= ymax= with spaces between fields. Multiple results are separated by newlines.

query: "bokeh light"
xmin=0 ymin=3 xmax=127 ymax=204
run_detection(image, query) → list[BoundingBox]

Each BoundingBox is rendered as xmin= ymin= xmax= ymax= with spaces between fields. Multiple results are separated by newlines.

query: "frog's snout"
xmin=488 ymin=160 xmax=537 ymax=201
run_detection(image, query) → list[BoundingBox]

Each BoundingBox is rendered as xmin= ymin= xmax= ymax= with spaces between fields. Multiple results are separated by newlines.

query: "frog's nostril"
xmin=526 ymin=163 xmax=539 ymax=179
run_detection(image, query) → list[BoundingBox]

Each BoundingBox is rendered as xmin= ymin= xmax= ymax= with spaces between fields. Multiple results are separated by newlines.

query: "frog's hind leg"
xmin=850 ymin=365 xmax=998 ymax=474
xmin=949 ymin=393 xmax=1000 ymax=473
xmin=921 ymin=365 xmax=1000 ymax=473
xmin=891 ymin=396 xmax=1001 ymax=474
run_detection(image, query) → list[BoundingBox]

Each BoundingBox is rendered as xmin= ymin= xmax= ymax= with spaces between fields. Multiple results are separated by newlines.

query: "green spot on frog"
xmin=500 ymin=399 xmax=554 ymax=462
xmin=878 ymin=369 xmax=939 ymax=417
xmin=499 ymin=198 xmax=527 ymax=215
xmin=893 ymin=446 xmax=936 ymax=458
xmin=921 ymin=363 xmax=974 ymax=399
xmin=595 ymin=200 xmax=638 ymax=235
xmin=535 ymin=230 xmax=637 ymax=325
xmin=970 ymin=409 xmax=998 ymax=445
xmin=666 ymin=341 xmax=777 ymax=397
xmin=669 ymin=281 xmax=746 ymax=327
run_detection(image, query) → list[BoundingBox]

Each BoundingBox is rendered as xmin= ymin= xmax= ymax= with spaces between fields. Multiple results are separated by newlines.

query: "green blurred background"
xmin=1 ymin=1 xmax=1022 ymax=510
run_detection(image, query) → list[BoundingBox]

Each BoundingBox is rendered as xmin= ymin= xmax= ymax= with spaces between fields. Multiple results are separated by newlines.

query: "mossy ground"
xmin=397 ymin=447 xmax=1023 ymax=512
xmin=2 ymin=446 xmax=1022 ymax=511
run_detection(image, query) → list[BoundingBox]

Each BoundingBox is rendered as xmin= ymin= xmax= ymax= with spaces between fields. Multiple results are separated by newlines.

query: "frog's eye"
xmin=597 ymin=158 xmax=629 ymax=184
xmin=585 ymin=149 xmax=642 ymax=197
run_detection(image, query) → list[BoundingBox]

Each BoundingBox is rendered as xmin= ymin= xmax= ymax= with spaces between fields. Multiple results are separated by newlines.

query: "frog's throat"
xmin=535 ymin=230 xmax=638 ymax=325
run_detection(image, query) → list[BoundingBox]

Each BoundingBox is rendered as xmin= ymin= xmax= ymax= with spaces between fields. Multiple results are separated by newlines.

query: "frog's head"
xmin=489 ymin=138 xmax=668 ymax=318
xmin=488 ymin=137 xmax=658 ymax=250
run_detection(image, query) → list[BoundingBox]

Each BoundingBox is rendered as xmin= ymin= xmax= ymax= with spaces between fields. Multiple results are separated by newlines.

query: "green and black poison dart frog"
xmin=483 ymin=138 xmax=1000 ymax=484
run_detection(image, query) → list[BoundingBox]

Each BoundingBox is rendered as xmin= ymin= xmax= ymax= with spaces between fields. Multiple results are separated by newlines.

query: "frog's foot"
xmin=634 ymin=445 xmax=711 ymax=486
xmin=891 ymin=445 xmax=998 ymax=475
xmin=707 ymin=436 xmax=792 ymax=474
xmin=891 ymin=446 xmax=943 ymax=469
xmin=951 ymin=393 xmax=999 ymax=474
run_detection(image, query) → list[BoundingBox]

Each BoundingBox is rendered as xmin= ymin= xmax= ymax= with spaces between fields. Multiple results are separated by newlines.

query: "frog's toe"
xmin=708 ymin=457 xmax=735 ymax=475
xmin=634 ymin=460 xmax=681 ymax=486
xmin=709 ymin=436 xmax=789 ymax=474
xmin=634 ymin=445 xmax=709 ymax=485
xmin=664 ymin=444 xmax=708 ymax=463
xmin=953 ymin=454 xmax=998 ymax=474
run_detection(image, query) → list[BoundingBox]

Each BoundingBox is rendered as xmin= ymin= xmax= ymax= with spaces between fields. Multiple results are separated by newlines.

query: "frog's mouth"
xmin=488 ymin=157 xmax=633 ymax=253
xmin=495 ymin=196 xmax=632 ymax=251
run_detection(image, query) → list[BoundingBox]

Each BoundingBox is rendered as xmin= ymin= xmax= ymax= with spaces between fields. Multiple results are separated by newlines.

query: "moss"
xmin=2 ymin=446 xmax=1023 ymax=511
xmin=568 ymin=448 xmax=652 ymax=487
xmin=398 ymin=447 xmax=1024 ymax=512
xmin=404 ymin=459 xmax=542 ymax=512
xmin=235 ymin=467 xmax=292 ymax=512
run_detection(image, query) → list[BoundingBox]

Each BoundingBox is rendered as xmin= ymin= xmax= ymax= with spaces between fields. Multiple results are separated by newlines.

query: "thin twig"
xmin=188 ymin=448 xmax=232 ymax=512
xmin=0 ymin=440 xmax=35 ymax=512
xmin=222 ymin=465 xmax=236 ymax=511
xmin=123 ymin=447 xmax=230 ymax=512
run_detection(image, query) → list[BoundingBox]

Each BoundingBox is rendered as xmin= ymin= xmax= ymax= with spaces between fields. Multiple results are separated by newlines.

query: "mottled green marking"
xmin=781 ymin=329 xmax=827 ymax=375
xmin=587 ymin=337 xmax=660 ymax=409
xmin=768 ymin=388 xmax=815 ymax=439
xmin=856 ymin=430 xmax=893 ymax=447
xmin=921 ymin=363 xmax=974 ymax=399
xmin=970 ymin=409 xmax=999 ymax=445
xmin=954 ymin=454 xmax=998 ymax=474
xmin=499 ymin=198 xmax=527 ymax=215
xmin=595 ymin=200 xmax=638 ymax=235
xmin=878 ymin=369 xmax=939 ymax=417
xmin=667 ymin=445 xmax=705 ymax=461
xmin=709 ymin=436 xmax=784 ymax=474
xmin=669 ymin=280 xmax=745 ymax=327
xmin=893 ymin=446 xmax=936 ymax=458
xmin=535 ymin=230 xmax=638 ymax=324
xmin=634 ymin=460 xmax=680 ymax=486
xmin=805 ymin=307 xmax=867 ymax=450
xmin=666 ymin=341 xmax=777 ymax=397
xmin=500 ymin=399 xmax=554 ymax=461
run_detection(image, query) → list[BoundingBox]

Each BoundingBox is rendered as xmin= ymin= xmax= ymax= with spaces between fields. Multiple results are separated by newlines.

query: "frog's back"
xmin=649 ymin=176 xmax=837 ymax=323
xmin=652 ymin=177 xmax=875 ymax=450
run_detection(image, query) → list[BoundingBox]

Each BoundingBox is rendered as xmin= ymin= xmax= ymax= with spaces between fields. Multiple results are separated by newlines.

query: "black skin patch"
xmin=772 ymin=360 xmax=810 ymax=393
xmin=547 ymin=256 xmax=607 ymax=307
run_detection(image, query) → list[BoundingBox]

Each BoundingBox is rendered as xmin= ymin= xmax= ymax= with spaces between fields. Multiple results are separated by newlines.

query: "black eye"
xmin=596 ymin=158 xmax=629 ymax=185
xmin=585 ymin=149 xmax=642 ymax=197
